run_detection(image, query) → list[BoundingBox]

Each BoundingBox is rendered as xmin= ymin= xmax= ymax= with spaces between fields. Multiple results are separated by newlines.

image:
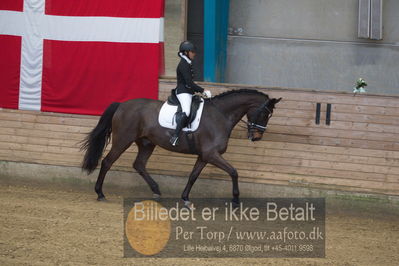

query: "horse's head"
xmin=246 ymin=97 xmax=282 ymax=141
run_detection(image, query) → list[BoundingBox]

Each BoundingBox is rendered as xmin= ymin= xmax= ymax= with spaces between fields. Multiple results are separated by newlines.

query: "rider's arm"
xmin=180 ymin=62 xmax=205 ymax=93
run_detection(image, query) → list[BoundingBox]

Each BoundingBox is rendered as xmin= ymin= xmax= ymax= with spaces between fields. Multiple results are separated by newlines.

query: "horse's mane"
xmin=206 ymin=89 xmax=269 ymax=100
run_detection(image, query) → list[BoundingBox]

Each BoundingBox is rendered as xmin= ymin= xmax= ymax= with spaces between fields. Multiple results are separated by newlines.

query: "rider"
xmin=170 ymin=41 xmax=211 ymax=146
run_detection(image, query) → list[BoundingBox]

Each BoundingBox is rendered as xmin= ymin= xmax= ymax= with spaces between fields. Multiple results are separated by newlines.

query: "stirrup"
xmin=170 ymin=136 xmax=179 ymax=146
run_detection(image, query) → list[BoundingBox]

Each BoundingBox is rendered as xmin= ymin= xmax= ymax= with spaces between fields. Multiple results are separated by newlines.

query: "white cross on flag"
xmin=0 ymin=0 xmax=164 ymax=115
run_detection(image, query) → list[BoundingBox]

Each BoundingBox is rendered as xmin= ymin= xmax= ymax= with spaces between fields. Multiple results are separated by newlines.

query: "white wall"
xmin=227 ymin=0 xmax=399 ymax=94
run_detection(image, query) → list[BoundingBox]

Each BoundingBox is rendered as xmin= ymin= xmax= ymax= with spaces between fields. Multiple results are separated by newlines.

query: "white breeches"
xmin=176 ymin=93 xmax=192 ymax=116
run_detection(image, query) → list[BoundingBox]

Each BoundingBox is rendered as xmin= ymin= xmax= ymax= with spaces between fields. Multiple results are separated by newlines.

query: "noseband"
xmin=240 ymin=101 xmax=273 ymax=133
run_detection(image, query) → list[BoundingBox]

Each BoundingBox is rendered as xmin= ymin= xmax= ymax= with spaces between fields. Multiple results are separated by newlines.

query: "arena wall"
xmin=1 ymin=79 xmax=398 ymax=196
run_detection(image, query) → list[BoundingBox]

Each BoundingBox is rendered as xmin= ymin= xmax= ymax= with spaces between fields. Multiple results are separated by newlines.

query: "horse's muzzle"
xmin=248 ymin=131 xmax=263 ymax=142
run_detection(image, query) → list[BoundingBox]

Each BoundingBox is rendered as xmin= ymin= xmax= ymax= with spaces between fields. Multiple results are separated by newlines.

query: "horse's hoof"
xmin=97 ymin=196 xmax=107 ymax=201
xmin=183 ymin=200 xmax=195 ymax=210
xmin=153 ymin=193 xmax=161 ymax=201
xmin=231 ymin=200 xmax=240 ymax=209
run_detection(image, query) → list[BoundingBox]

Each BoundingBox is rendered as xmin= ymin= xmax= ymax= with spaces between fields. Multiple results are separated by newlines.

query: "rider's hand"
xmin=203 ymin=90 xmax=212 ymax=98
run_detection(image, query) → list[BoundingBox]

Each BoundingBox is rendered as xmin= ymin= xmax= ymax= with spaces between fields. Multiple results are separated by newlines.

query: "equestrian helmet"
xmin=179 ymin=41 xmax=196 ymax=53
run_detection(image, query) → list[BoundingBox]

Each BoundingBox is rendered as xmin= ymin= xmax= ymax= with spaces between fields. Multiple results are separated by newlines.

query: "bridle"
xmin=240 ymin=101 xmax=273 ymax=133
xmin=208 ymin=96 xmax=273 ymax=133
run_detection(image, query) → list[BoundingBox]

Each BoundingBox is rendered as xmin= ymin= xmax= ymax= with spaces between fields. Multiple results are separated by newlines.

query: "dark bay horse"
xmin=81 ymin=89 xmax=281 ymax=206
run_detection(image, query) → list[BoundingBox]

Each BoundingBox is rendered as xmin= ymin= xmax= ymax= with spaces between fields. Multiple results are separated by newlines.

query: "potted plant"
xmin=353 ymin=78 xmax=367 ymax=95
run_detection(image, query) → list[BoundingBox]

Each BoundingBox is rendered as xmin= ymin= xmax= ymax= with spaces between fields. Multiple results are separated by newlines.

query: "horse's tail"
xmin=81 ymin=102 xmax=120 ymax=174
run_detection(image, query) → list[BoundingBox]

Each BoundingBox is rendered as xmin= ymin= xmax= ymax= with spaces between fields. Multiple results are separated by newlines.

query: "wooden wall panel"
xmin=0 ymin=79 xmax=398 ymax=196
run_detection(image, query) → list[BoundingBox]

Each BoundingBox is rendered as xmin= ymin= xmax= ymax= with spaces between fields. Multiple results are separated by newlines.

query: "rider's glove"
xmin=203 ymin=90 xmax=212 ymax=98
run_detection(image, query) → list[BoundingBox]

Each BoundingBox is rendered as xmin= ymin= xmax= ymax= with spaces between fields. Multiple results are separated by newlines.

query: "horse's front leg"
xmin=207 ymin=153 xmax=240 ymax=207
xmin=182 ymin=157 xmax=207 ymax=208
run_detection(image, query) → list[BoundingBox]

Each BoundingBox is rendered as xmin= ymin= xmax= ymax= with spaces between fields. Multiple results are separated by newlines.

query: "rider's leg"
xmin=170 ymin=93 xmax=192 ymax=146
xmin=176 ymin=93 xmax=192 ymax=117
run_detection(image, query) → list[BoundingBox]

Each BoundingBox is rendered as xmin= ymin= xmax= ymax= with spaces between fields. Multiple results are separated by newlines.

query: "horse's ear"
xmin=272 ymin=97 xmax=282 ymax=104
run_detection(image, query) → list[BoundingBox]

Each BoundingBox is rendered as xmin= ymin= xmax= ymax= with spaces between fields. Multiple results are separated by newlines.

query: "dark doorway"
xmin=187 ymin=0 xmax=204 ymax=81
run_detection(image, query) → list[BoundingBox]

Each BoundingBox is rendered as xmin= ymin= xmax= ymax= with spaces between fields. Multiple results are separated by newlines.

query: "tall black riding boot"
xmin=170 ymin=112 xmax=188 ymax=146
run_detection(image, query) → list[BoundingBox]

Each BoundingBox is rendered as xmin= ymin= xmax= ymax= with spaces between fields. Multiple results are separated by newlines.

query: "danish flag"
xmin=0 ymin=0 xmax=164 ymax=115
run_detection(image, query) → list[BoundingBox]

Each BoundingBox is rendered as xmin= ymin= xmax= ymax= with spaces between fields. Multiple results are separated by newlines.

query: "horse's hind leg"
xmin=133 ymin=138 xmax=161 ymax=197
xmin=95 ymin=140 xmax=133 ymax=201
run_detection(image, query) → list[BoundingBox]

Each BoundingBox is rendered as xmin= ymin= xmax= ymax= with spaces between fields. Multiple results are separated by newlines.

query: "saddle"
xmin=167 ymin=89 xmax=202 ymax=127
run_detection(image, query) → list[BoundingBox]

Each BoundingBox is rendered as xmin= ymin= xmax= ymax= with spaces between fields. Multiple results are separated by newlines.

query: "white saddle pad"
xmin=158 ymin=99 xmax=205 ymax=132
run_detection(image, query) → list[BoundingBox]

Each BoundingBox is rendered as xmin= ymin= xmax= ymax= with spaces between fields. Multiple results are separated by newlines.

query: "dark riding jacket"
xmin=176 ymin=58 xmax=204 ymax=95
